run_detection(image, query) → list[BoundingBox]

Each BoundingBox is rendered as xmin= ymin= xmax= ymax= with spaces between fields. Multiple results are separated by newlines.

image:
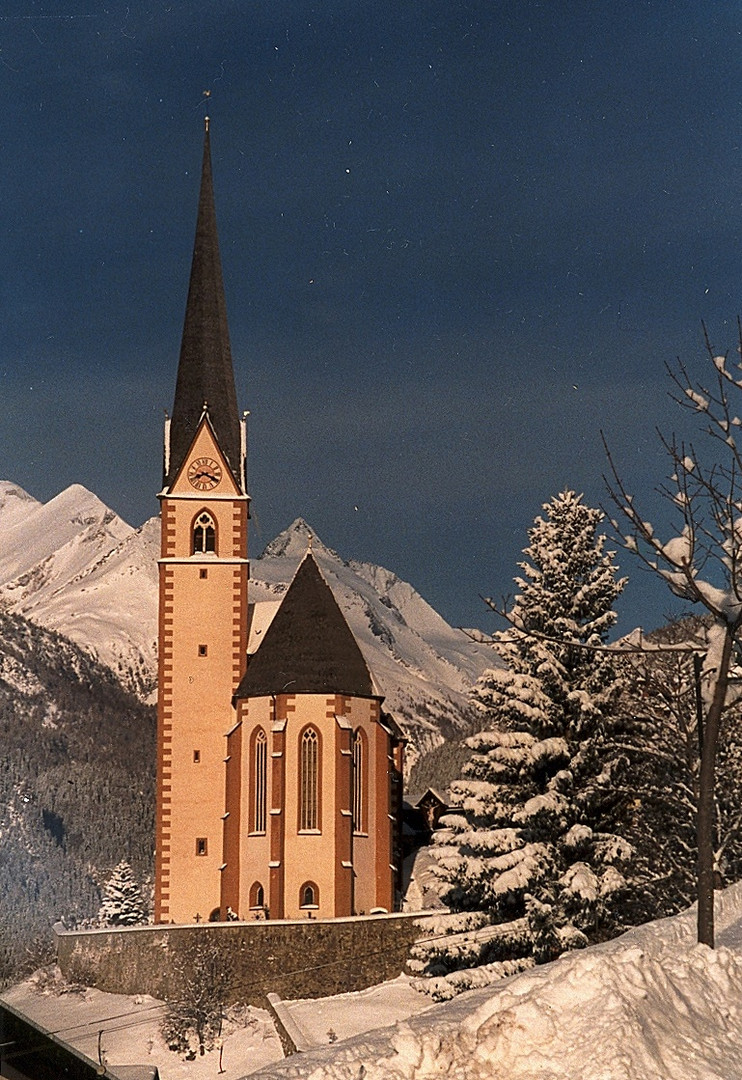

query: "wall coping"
xmin=265 ymin=993 xmax=312 ymax=1055
xmin=54 ymin=910 xmax=441 ymax=938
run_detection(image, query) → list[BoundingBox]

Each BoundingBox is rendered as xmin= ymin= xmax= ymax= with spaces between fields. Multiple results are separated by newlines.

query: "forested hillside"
xmin=0 ymin=610 xmax=155 ymax=981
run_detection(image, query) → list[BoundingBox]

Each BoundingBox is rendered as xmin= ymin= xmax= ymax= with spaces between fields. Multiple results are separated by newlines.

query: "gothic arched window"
xmin=192 ymin=511 xmax=216 ymax=555
xmin=249 ymin=881 xmax=265 ymax=910
xmin=300 ymin=881 xmax=319 ymax=908
xmin=250 ymin=728 xmax=267 ymax=834
xmin=352 ymin=728 xmax=368 ymax=835
xmin=299 ymin=727 xmax=320 ymax=832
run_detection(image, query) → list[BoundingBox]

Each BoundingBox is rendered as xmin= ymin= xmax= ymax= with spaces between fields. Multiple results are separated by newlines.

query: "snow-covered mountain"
xmin=0 ymin=484 xmax=496 ymax=760
xmin=0 ymin=482 xmax=159 ymax=698
xmin=0 ymin=606 xmax=156 ymax=976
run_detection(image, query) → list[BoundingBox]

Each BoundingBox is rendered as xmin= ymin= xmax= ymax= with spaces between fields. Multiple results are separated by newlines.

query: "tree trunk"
xmin=696 ymin=625 xmax=734 ymax=948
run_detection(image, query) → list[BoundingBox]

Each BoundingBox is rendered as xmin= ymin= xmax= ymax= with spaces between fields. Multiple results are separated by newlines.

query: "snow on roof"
xmin=415 ymin=788 xmax=448 ymax=808
xmin=247 ymin=600 xmax=283 ymax=654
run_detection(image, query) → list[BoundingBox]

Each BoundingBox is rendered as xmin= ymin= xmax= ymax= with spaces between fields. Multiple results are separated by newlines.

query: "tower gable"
xmin=234 ymin=553 xmax=376 ymax=699
xmin=169 ymin=413 xmax=242 ymax=498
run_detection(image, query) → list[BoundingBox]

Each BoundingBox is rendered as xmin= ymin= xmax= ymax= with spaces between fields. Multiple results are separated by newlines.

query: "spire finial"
xmin=204 ymin=115 xmax=210 ymax=133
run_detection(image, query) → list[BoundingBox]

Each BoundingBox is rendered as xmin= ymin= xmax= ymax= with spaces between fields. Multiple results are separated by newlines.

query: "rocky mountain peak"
xmin=0 ymin=485 xmax=497 ymax=761
xmin=259 ymin=518 xmax=340 ymax=563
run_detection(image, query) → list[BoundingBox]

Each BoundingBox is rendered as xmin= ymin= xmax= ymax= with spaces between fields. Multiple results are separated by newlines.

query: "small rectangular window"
xmin=199 ymin=569 xmax=208 ymax=579
xmin=193 ymin=750 xmax=201 ymax=763
xmin=198 ymin=644 xmax=208 ymax=657
xmin=196 ymin=838 xmax=208 ymax=856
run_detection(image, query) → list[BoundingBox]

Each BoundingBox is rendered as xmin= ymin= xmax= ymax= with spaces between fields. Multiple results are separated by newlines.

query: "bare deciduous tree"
xmin=614 ymin=619 xmax=742 ymax=917
xmin=604 ymin=322 xmax=742 ymax=947
xmin=161 ymin=935 xmax=234 ymax=1057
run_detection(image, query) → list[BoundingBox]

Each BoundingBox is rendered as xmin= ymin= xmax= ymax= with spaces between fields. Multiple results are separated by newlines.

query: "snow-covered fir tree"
xmin=98 ymin=860 xmax=147 ymax=927
xmin=412 ymin=491 xmax=633 ymax=999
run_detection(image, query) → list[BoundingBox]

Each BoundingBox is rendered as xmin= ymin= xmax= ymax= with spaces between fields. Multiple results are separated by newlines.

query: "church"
xmin=154 ymin=120 xmax=405 ymax=925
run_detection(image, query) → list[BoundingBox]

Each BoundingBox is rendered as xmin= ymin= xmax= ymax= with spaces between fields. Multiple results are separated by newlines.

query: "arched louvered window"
xmin=192 ymin=511 xmax=216 ymax=555
xmin=299 ymin=727 xmax=320 ymax=832
xmin=250 ymin=728 xmax=267 ymax=834
xmin=352 ymin=728 xmax=367 ymax=835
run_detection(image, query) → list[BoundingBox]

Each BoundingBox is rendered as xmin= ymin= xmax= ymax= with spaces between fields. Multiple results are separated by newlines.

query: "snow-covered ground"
xmin=1 ymin=979 xmax=283 ymax=1080
xmin=8 ymin=887 xmax=742 ymax=1079
xmin=248 ymin=882 xmax=742 ymax=1080
xmin=283 ymin=977 xmax=434 ymax=1049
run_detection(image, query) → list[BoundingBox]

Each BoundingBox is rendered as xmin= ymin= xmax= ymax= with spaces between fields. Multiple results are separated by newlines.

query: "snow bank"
xmin=248 ymin=883 xmax=742 ymax=1079
xmin=1 ymin=981 xmax=282 ymax=1080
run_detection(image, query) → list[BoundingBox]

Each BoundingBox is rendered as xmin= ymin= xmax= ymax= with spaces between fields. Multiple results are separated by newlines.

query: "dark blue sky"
xmin=2 ymin=1 xmax=742 ymax=632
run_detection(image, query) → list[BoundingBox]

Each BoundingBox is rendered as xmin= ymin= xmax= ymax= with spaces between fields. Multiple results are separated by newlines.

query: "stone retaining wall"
xmin=56 ymin=912 xmax=435 ymax=1007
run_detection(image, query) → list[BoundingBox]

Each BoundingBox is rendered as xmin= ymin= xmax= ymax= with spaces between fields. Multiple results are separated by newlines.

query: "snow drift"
xmin=248 ymin=882 xmax=742 ymax=1080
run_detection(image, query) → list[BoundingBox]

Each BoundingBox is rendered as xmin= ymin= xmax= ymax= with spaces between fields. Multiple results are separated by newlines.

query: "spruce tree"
xmin=98 ymin=860 xmax=147 ymax=927
xmin=412 ymin=491 xmax=632 ymax=999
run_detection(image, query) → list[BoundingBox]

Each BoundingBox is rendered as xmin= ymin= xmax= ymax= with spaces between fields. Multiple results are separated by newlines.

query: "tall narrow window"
xmin=299 ymin=727 xmax=320 ymax=831
xmin=352 ymin=729 xmax=367 ymax=834
xmin=192 ymin=511 xmax=216 ymax=555
xmin=251 ymin=728 xmax=267 ymax=834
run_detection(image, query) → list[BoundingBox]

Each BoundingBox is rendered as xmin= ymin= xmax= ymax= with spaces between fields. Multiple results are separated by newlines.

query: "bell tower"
xmin=154 ymin=118 xmax=249 ymax=923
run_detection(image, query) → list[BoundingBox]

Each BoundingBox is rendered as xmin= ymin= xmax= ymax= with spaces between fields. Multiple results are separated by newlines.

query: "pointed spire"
xmin=234 ymin=554 xmax=377 ymax=699
xmin=167 ymin=119 xmax=242 ymax=487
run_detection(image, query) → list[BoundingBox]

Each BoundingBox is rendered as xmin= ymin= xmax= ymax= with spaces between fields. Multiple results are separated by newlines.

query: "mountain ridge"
xmin=0 ymin=485 xmax=497 ymax=761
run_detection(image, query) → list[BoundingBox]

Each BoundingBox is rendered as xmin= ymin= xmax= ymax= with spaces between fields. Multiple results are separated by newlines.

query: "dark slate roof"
xmin=235 ymin=554 xmax=377 ymax=699
xmin=167 ymin=120 xmax=242 ymax=488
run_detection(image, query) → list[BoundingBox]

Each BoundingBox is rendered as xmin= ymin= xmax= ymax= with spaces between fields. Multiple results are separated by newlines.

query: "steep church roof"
xmin=167 ymin=119 xmax=242 ymax=488
xmin=234 ymin=553 xmax=377 ymax=700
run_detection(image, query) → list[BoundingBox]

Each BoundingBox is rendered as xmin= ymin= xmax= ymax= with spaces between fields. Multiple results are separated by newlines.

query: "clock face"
xmin=187 ymin=457 xmax=223 ymax=491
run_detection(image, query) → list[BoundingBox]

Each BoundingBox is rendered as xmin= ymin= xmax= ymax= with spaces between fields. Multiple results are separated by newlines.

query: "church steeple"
xmin=166 ymin=117 xmax=242 ymax=489
xmin=154 ymin=120 xmax=249 ymax=925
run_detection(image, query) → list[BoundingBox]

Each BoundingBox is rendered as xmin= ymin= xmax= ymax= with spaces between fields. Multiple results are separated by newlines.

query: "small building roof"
xmin=235 ymin=553 xmax=378 ymax=699
xmin=416 ymin=788 xmax=449 ymax=808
